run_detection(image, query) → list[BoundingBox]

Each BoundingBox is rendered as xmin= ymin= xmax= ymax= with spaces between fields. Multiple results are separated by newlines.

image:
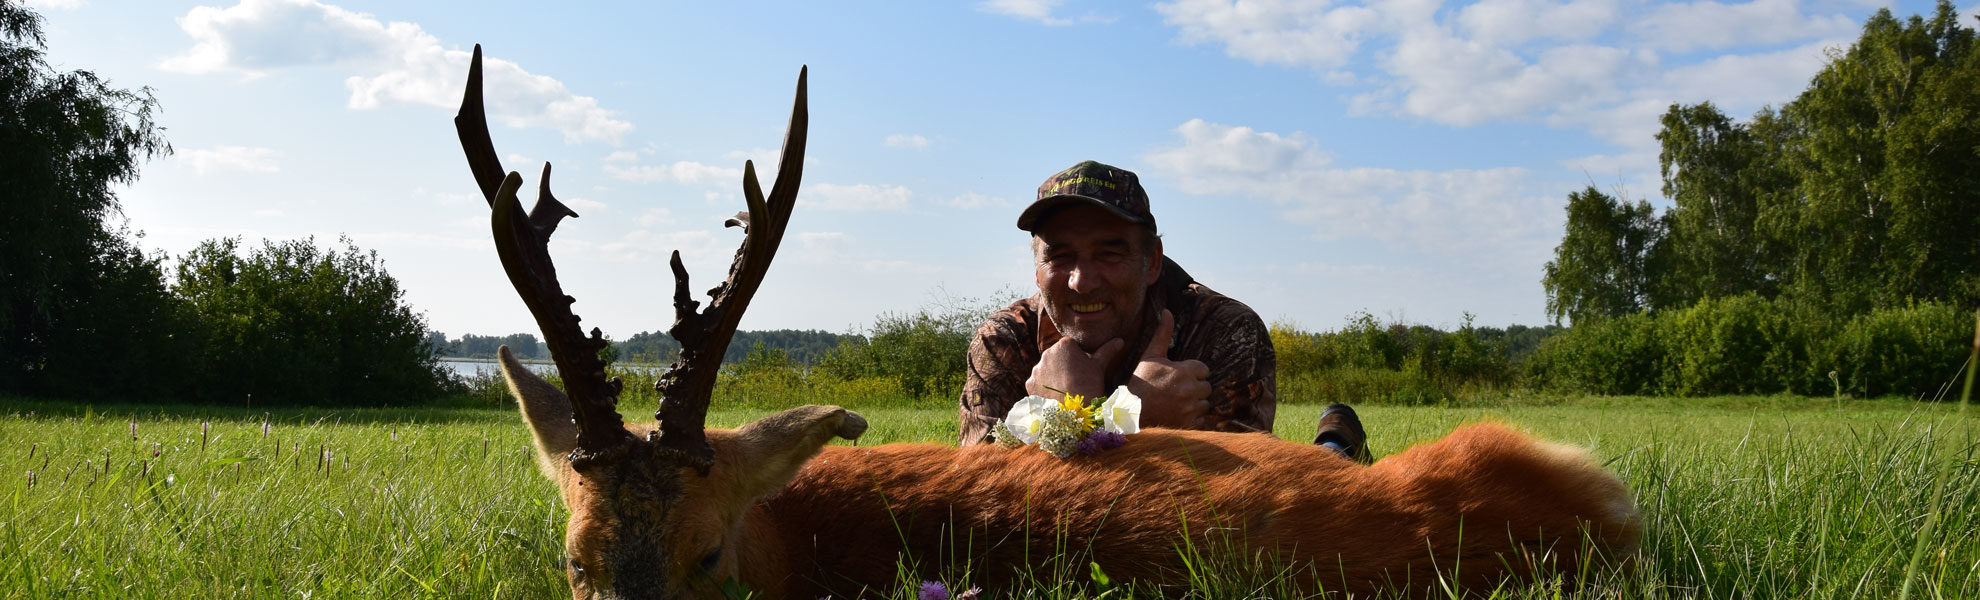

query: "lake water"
xmin=440 ymin=359 xmax=551 ymax=378
xmin=439 ymin=359 xmax=665 ymax=379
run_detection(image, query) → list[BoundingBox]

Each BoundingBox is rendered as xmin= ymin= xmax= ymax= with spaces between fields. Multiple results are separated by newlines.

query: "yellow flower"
xmin=1059 ymin=395 xmax=1097 ymax=434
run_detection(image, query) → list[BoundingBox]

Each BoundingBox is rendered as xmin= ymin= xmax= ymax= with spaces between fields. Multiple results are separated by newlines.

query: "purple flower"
xmin=1093 ymin=430 xmax=1127 ymax=450
xmin=1076 ymin=430 xmax=1129 ymax=455
xmin=917 ymin=580 xmax=949 ymax=600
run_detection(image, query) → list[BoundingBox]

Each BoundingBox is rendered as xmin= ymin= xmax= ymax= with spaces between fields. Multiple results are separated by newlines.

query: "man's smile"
xmin=1072 ymin=303 xmax=1107 ymax=313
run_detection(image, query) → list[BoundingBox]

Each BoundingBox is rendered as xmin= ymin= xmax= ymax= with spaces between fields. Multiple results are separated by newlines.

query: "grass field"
xmin=1 ymin=393 xmax=1974 ymax=599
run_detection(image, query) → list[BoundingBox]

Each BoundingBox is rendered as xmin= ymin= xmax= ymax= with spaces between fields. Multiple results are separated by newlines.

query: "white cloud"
xmin=572 ymin=229 xmax=723 ymax=264
xmin=412 ymin=186 xmax=474 ymax=206
xmin=978 ymin=0 xmax=1114 ymax=26
xmin=794 ymin=231 xmax=851 ymax=262
xmin=1157 ymin=0 xmax=1858 ymax=149
xmin=1156 ymin=0 xmax=1379 ymax=69
xmin=1631 ymin=0 xmax=1856 ymax=53
xmin=884 ymin=134 xmax=931 ymax=150
xmin=636 ymin=208 xmax=675 ymax=227
xmin=1457 ymin=0 xmax=1620 ymax=47
xmin=563 ymin=196 xmax=605 ymax=212
xmin=1144 ymin=119 xmax=1554 ymax=254
xmin=162 ymin=0 xmax=632 ymax=144
xmin=604 ymin=160 xmax=742 ymax=186
xmin=603 ymin=151 xmax=640 ymax=163
xmin=802 ymin=183 xmax=912 ymax=212
xmin=182 ymin=145 xmax=281 ymax=174
xmin=949 ymin=193 xmax=1010 ymax=209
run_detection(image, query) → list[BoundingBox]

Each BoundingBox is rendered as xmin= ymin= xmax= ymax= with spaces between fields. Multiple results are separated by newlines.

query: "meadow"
xmin=1 ymin=393 xmax=1974 ymax=599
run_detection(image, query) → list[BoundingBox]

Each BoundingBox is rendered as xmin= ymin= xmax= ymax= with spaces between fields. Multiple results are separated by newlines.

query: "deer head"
xmin=458 ymin=46 xmax=859 ymax=599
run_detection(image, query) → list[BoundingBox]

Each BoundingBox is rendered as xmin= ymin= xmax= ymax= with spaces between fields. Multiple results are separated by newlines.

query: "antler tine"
xmin=652 ymin=67 xmax=809 ymax=473
xmin=459 ymin=46 xmax=631 ymax=466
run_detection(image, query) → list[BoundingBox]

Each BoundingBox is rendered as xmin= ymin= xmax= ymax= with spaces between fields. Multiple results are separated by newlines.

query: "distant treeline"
xmin=430 ymin=329 xmax=851 ymax=365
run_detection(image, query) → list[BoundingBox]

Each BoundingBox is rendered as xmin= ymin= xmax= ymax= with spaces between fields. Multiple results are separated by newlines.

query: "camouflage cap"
xmin=1017 ymin=160 xmax=1156 ymax=233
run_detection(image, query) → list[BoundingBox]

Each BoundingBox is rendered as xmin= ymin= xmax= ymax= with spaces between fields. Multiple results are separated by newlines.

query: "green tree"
xmin=174 ymin=236 xmax=450 ymax=406
xmin=1777 ymin=1 xmax=1980 ymax=312
xmin=1656 ymin=102 xmax=1793 ymax=304
xmin=0 ymin=1 xmax=177 ymax=397
xmin=1542 ymin=187 xmax=1669 ymax=325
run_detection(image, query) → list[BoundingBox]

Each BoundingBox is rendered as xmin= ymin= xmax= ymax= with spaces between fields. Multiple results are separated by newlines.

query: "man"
xmin=958 ymin=160 xmax=1368 ymax=461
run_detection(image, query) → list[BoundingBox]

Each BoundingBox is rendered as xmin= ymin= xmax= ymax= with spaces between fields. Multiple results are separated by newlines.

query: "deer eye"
xmin=567 ymin=557 xmax=585 ymax=577
xmin=697 ymin=547 xmax=722 ymax=572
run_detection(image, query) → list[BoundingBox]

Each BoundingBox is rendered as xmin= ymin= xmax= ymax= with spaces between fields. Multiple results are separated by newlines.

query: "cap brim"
xmin=1017 ymin=194 xmax=1145 ymax=231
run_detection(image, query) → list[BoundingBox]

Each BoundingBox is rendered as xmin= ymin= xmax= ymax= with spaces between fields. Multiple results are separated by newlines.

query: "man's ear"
xmin=498 ymin=345 xmax=576 ymax=478
xmin=1144 ymin=235 xmax=1164 ymax=282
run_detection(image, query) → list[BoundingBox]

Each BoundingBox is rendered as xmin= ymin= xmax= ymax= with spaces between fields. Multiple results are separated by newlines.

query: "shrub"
xmin=1660 ymin=294 xmax=1787 ymax=395
xmin=1823 ymin=302 xmax=1972 ymax=399
xmin=1526 ymin=312 xmax=1666 ymax=395
xmin=173 ymin=236 xmax=451 ymax=406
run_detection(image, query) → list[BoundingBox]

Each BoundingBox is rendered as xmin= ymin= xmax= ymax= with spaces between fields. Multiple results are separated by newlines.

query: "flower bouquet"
xmin=992 ymin=386 xmax=1141 ymax=457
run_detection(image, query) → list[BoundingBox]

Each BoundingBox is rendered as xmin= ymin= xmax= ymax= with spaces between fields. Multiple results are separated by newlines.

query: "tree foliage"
xmin=173 ymin=237 xmax=450 ymax=406
xmin=1546 ymin=2 xmax=1980 ymax=323
xmin=444 ymin=333 xmax=544 ymax=359
xmin=1542 ymin=187 xmax=1666 ymax=324
xmin=0 ymin=0 xmax=176 ymax=397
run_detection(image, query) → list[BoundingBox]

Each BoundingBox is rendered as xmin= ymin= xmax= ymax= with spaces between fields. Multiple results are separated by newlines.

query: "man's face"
xmin=1032 ymin=204 xmax=1162 ymax=352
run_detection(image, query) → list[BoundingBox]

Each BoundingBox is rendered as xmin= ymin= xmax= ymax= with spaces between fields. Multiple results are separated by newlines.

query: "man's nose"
xmin=1067 ymin=259 xmax=1096 ymax=293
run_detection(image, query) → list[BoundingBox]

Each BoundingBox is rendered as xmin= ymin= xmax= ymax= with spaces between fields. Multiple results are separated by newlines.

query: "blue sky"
xmin=29 ymin=0 xmax=1970 ymax=338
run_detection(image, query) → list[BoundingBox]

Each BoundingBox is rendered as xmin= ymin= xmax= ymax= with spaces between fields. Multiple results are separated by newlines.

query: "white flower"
xmin=1003 ymin=395 xmax=1055 ymax=444
xmin=1098 ymin=386 xmax=1141 ymax=434
xmin=1037 ymin=407 xmax=1085 ymax=458
xmin=991 ymin=419 xmax=1025 ymax=449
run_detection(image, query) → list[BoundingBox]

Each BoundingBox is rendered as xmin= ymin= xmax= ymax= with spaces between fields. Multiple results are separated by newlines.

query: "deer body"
xmin=460 ymin=48 xmax=1636 ymax=599
xmin=502 ymin=342 xmax=1635 ymax=598
xmin=748 ymin=426 xmax=1634 ymax=598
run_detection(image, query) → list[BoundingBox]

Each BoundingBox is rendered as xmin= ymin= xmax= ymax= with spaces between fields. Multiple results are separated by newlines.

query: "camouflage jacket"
xmin=957 ymin=257 xmax=1277 ymax=445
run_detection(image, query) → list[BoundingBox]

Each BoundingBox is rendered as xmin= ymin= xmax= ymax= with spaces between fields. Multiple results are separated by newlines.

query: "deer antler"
xmin=458 ymin=44 xmax=809 ymax=473
xmin=457 ymin=45 xmax=629 ymax=467
xmin=652 ymin=68 xmax=809 ymax=473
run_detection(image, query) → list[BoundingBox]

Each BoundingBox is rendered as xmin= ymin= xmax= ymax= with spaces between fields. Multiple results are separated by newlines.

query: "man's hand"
xmin=1026 ymin=336 xmax=1124 ymax=400
xmin=1128 ymin=310 xmax=1211 ymax=429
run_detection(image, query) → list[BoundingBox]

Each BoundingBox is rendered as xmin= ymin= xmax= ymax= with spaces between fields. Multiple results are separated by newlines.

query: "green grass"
xmin=1 ymin=395 xmax=1974 ymax=598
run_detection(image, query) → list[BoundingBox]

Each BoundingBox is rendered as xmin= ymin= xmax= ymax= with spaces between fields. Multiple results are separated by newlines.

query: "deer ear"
xmin=722 ymin=405 xmax=866 ymax=499
xmin=499 ymin=345 xmax=578 ymax=478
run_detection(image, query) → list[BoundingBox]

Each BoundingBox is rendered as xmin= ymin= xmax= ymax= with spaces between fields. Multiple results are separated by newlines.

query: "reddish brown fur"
xmin=730 ymin=424 xmax=1638 ymax=598
xmin=506 ymin=348 xmax=1637 ymax=599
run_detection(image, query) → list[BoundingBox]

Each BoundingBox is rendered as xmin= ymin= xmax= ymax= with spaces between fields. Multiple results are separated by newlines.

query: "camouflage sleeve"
xmin=957 ymin=307 xmax=1038 ymax=446
xmin=1185 ymin=298 xmax=1277 ymax=434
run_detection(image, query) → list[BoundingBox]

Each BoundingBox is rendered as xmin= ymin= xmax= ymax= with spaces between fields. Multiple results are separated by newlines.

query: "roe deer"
xmin=457 ymin=46 xmax=1640 ymax=600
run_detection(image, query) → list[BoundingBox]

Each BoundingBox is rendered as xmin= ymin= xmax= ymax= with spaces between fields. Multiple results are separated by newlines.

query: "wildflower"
xmin=1058 ymin=394 xmax=1097 ymax=434
xmin=1037 ymin=405 xmax=1086 ymax=458
xmin=1090 ymin=429 xmax=1127 ymax=450
xmin=991 ymin=419 xmax=1025 ymax=449
xmin=917 ymin=580 xmax=949 ymax=600
xmin=1004 ymin=395 xmax=1056 ymax=444
xmin=955 ymin=587 xmax=983 ymax=600
xmin=1097 ymin=386 xmax=1142 ymax=434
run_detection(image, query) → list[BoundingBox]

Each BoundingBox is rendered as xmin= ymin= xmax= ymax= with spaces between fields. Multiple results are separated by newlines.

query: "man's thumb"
xmin=1142 ymin=309 xmax=1175 ymax=360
